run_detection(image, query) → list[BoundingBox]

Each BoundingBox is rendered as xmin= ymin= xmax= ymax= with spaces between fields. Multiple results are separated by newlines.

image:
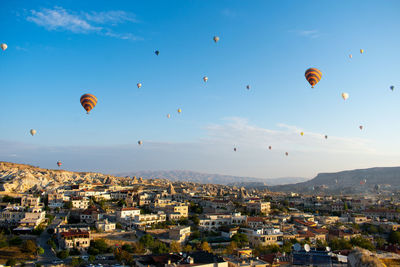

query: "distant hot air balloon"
xmin=359 ymin=125 xmax=363 ymax=130
xmin=305 ymin=68 xmax=322 ymax=88
xmin=30 ymin=129 xmax=36 ymax=136
xmin=167 ymin=114 xmax=171 ymax=119
xmin=342 ymin=92 xmax=349 ymax=100
xmin=285 ymin=152 xmax=289 ymax=156
xmin=325 ymin=135 xmax=328 ymax=139
xmin=203 ymin=76 xmax=208 ymax=82
xmin=246 ymin=85 xmax=250 ymax=90
xmin=234 ymin=147 xmax=237 ymax=152
xmin=360 ymin=49 xmax=364 ymax=54
xmin=1 ymin=44 xmax=7 ymax=51
xmin=300 ymin=132 xmax=304 ymax=136
xmin=138 ymin=140 xmax=143 ymax=145
xmin=213 ymin=36 xmax=220 ymax=43
xmin=349 ymin=54 xmax=352 ymax=59
xmin=177 ymin=108 xmax=182 ymax=114
xmin=137 ymin=83 xmax=142 ymax=89
xmin=390 ymin=86 xmax=394 ymax=91
xmin=80 ymin=94 xmax=97 ymax=114
xmin=57 ymin=161 xmax=62 ymax=167
xmin=268 ymin=146 xmax=272 ymax=150
xmin=155 ymin=50 xmax=160 ymax=56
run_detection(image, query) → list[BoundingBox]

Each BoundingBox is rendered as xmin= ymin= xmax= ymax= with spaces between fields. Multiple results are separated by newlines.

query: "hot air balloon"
xmin=177 ymin=108 xmax=182 ymax=114
xmin=138 ymin=140 xmax=143 ymax=145
xmin=268 ymin=146 xmax=272 ymax=150
xmin=155 ymin=50 xmax=160 ymax=56
xmin=342 ymin=92 xmax=349 ymax=100
xmin=167 ymin=114 xmax=171 ymax=119
xmin=213 ymin=36 xmax=220 ymax=43
xmin=57 ymin=161 xmax=62 ymax=167
xmin=359 ymin=125 xmax=363 ymax=130
xmin=285 ymin=152 xmax=289 ymax=156
xmin=325 ymin=135 xmax=328 ymax=139
xmin=360 ymin=49 xmax=364 ymax=54
xmin=305 ymin=68 xmax=322 ymax=88
xmin=349 ymin=54 xmax=352 ymax=59
xmin=203 ymin=76 xmax=208 ymax=82
xmin=300 ymin=132 xmax=304 ymax=136
xmin=234 ymin=147 xmax=237 ymax=152
xmin=390 ymin=86 xmax=394 ymax=91
xmin=1 ymin=44 xmax=7 ymax=51
xmin=80 ymin=94 xmax=97 ymax=114
xmin=30 ymin=129 xmax=36 ymax=136
xmin=246 ymin=85 xmax=250 ymax=90
xmin=137 ymin=83 xmax=142 ymax=89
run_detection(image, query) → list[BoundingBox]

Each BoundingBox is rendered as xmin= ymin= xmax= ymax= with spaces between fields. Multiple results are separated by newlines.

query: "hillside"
xmin=115 ymin=170 xmax=308 ymax=186
xmin=269 ymin=166 xmax=400 ymax=193
xmin=0 ymin=161 xmax=128 ymax=193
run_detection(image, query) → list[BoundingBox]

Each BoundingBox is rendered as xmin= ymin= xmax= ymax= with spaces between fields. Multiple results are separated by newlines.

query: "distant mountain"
xmin=115 ymin=170 xmax=308 ymax=186
xmin=269 ymin=166 xmax=400 ymax=193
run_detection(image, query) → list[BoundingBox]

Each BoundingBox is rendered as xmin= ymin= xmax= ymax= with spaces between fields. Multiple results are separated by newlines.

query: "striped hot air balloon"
xmin=80 ymin=94 xmax=97 ymax=114
xmin=305 ymin=68 xmax=322 ymax=88
xmin=57 ymin=161 xmax=62 ymax=167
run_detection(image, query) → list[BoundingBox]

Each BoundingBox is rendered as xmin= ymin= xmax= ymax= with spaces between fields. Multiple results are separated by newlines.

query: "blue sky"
xmin=1 ymin=0 xmax=400 ymax=178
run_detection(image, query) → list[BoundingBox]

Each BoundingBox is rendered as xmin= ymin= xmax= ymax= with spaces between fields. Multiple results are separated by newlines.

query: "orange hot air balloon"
xmin=305 ymin=68 xmax=322 ymax=88
xmin=80 ymin=94 xmax=97 ymax=114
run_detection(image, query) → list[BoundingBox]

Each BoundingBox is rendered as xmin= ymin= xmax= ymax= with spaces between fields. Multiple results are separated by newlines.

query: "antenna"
xmin=293 ymin=243 xmax=301 ymax=252
xmin=304 ymin=244 xmax=310 ymax=252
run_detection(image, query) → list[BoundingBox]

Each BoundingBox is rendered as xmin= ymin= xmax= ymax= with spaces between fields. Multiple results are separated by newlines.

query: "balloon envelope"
xmin=213 ymin=36 xmax=219 ymax=43
xmin=80 ymin=94 xmax=97 ymax=114
xmin=203 ymin=76 xmax=208 ymax=82
xmin=137 ymin=83 xmax=142 ymax=88
xmin=1 ymin=44 xmax=7 ymax=51
xmin=342 ymin=92 xmax=349 ymax=100
xmin=30 ymin=129 xmax=37 ymax=136
xmin=155 ymin=50 xmax=160 ymax=56
xmin=305 ymin=68 xmax=322 ymax=88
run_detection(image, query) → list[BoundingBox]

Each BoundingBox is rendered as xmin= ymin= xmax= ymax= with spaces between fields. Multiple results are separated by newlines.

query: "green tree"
xmin=37 ymin=247 xmax=45 ymax=255
xmin=21 ymin=240 xmax=38 ymax=254
xmin=152 ymin=241 xmax=170 ymax=254
xmin=183 ymin=244 xmax=193 ymax=252
xmin=64 ymin=201 xmax=73 ymax=209
xmin=231 ymin=233 xmax=249 ymax=248
xmin=389 ymin=231 xmax=400 ymax=245
xmin=57 ymin=250 xmax=69 ymax=259
xmin=139 ymin=234 xmax=154 ymax=248
xmin=350 ymin=236 xmax=374 ymax=251
xmin=6 ymin=259 xmax=17 ymax=266
xmin=91 ymin=239 xmax=109 ymax=253
xmin=200 ymin=241 xmax=212 ymax=253
xmin=71 ymin=257 xmax=83 ymax=266
xmin=9 ymin=236 xmax=23 ymax=246
xmin=115 ymin=249 xmax=133 ymax=265
xmin=224 ymin=241 xmax=237 ymax=255
xmin=329 ymin=238 xmax=352 ymax=251
xmin=89 ymin=255 xmax=95 ymax=262
xmin=170 ymin=241 xmax=181 ymax=253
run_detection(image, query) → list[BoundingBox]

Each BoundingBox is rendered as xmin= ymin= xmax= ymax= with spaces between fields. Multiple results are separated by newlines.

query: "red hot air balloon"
xmin=57 ymin=161 xmax=62 ymax=167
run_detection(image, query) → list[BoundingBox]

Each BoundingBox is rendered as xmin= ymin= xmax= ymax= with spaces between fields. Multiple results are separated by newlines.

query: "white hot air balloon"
xmin=30 ymin=129 xmax=37 ymax=136
xmin=342 ymin=92 xmax=349 ymax=100
xmin=137 ymin=83 xmax=142 ymax=88
xmin=203 ymin=76 xmax=208 ymax=82
xmin=0 ymin=44 xmax=7 ymax=51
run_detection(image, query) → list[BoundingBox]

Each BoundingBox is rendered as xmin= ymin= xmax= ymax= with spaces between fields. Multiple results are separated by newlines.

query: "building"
xmin=242 ymin=227 xmax=283 ymax=246
xmin=246 ymin=202 xmax=271 ymax=215
xmin=0 ymin=205 xmax=25 ymax=225
xmin=131 ymin=212 xmax=167 ymax=227
xmin=21 ymin=195 xmax=41 ymax=207
xmin=59 ymin=230 xmax=90 ymax=251
xmin=71 ymin=197 xmax=89 ymax=210
xmin=17 ymin=206 xmax=46 ymax=229
xmin=169 ymin=226 xmax=191 ymax=243
xmin=95 ymin=219 xmax=116 ymax=232
xmin=199 ymin=212 xmax=247 ymax=230
xmin=116 ymin=207 xmax=141 ymax=220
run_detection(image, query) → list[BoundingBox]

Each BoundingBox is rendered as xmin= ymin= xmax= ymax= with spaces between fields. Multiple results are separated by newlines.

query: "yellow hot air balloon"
xmin=213 ymin=36 xmax=220 ymax=43
xmin=137 ymin=83 xmax=142 ymax=88
xmin=0 ymin=44 xmax=7 ymax=51
xmin=349 ymin=54 xmax=352 ymax=59
xmin=167 ymin=114 xmax=171 ymax=119
xmin=203 ymin=76 xmax=208 ymax=82
xmin=177 ymin=108 xmax=182 ymax=114
xmin=342 ymin=92 xmax=349 ymax=100
xmin=138 ymin=140 xmax=143 ymax=145
xmin=30 ymin=129 xmax=37 ymax=136
xmin=360 ymin=49 xmax=364 ymax=54
xmin=300 ymin=132 xmax=304 ymax=136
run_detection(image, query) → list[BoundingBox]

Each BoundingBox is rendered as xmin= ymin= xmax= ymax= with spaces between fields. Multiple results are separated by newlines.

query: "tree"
xmin=139 ymin=234 xmax=154 ymax=248
xmin=329 ymin=238 xmax=352 ymax=251
xmin=91 ymin=239 xmax=109 ymax=254
xmin=152 ymin=241 xmax=170 ymax=254
xmin=89 ymin=255 xmax=95 ymax=263
xmin=57 ymin=250 xmax=69 ymax=259
xmin=6 ymin=259 xmax=17 ymax=266
xmin=64 ymin=201 xmax=73 ymax=209
xmin=122 ymin=244 xmax=133 ymax=253
xmin=231 ymin=233 xmax=248 ymax=248
xmin=389 ymin=231 xmax=400 ymax=245
xmin=224 ymin=241 xmax=237 ymax=255
xmin=170 ymin=241 xmax=181 ymax=253
xmin=115 ymin=249 xmax=133 ymax=265
xmin=200 ymin=241 xmax=212 ymax=253
xmin=350 ymin=236 xmax=374 ymax=251
xmin=37 ymin=247 xmax=45 ymax=255
xmin=9 ymin=236 xmax=23 ymax=246
xmin=22 ymin=240 xmax=38 ymax=254
xmin=183 ymin=244 xmax=193 ymax=252
xmin=71 ymin=257 xmax=83 ymax=266
xmin=190 ymin=215 xmax=200 ymax=226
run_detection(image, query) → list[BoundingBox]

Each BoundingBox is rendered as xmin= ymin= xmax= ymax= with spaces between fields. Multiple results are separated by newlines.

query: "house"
xmin=59 ymin=230 xmax=90 ymax=251
xmin=17 ymin=206 xmax=46 ymax=229
xmin=71 ymin=197 xmax=89 ymax=210
xmin=0 ymin=204 xmax=25 ymax=225
xmin=116 ymin=207 xmax=141 ymax=220
xmin=242 ymin=227 xmax=283 ymax=246
xmin=95 ymin=219 xmax=116 ymax=232
xmin=21 ymin=195 xmax=41 ymax=207
xmin=80 ymin=207 xmax=102 ymax=224
xmin=246 ymin=202 xmax=271 ymax=215
xmin=131 ymin=212 xmax=167 ymax=227
xmin=198 ymin=212 xmax=247 ymax=230
xmin=169 ymin=226 xmax=191 ymax=243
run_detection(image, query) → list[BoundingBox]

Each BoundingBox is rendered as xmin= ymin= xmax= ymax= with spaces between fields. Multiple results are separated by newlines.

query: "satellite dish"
xmin=326 ymin=246 xmax=331 ymax=252
xmin=293 ymin=243 xmax=301 ymax=252
xmin=304 ymin=244 xmax=310 ymax=252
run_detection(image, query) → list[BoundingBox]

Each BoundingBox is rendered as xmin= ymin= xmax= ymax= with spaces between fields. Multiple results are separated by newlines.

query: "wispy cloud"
xmin=26 ymin=7 xmax=141 ymax=41
xmin=291 ymin=29 xmax=320 ymax=39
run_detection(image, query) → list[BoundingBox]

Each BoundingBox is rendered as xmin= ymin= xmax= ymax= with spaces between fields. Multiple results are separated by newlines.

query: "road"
xmin=36 ymin=218 xmax=62 ymax=266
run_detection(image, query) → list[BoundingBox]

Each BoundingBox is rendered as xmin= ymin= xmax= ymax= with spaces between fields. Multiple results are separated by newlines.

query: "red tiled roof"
xmin=61 ymin=230 xmax=89 ymax=238
xmin=121 ymin=207 xmax=140 ymax=211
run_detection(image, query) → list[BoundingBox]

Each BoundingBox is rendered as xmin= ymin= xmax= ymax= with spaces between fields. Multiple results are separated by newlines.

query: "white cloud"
xmin=26 ymin=7 xmax=141 ymax=40
xmin=292 ymin=30 xmax=320 ymax=39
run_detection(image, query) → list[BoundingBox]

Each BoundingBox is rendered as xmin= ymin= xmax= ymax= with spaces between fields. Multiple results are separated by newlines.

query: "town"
xmin=0 ymin=168 xmax=400 ymax=266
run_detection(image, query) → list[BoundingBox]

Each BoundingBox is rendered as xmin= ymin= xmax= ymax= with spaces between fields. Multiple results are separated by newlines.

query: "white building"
xmin=116 ymin=207 xmax=141 ymax=220
xmin=95 ymin=219 xmax=116 ymax=232
xmin=199 ymin=212 xmax=247 ymax=230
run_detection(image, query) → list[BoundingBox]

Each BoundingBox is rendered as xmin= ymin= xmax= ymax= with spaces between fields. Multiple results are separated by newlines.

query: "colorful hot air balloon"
xmin=390 ymin=86 xmax=394 ymax=91
xmin=80 ymin=94 xmax=97 ymax=114
xmin=246 ymin=85 xmax=250 ymax=90
xmin=360 ymin=49 xmax=364 ymax=54
xmin=300 ymin=132 xmax=304 ymax=136
xmin=167 ymin=114 xmax=171 ymax=119
xmin=155 ymin=50 xmax=160 ymax=56
xmin=342 ymin=92 xmax=349 ymax=100
xmin=285 ymin=152 xmax=289 ymax=156
xmin=138 ymin=140 xmax=143 ymax=145
xmin=203 ymin=76 xmax=208 ymax=82
xmin=30 ymin=129 xmax=36 ymax=136
xmin=137 ymin=83 xmax=142 ymax=89
xmin=268 ymin=146 xmax=272 ymax=150
xmin=213 ymin=36 xmax=220 ymax=43
xmin=57 ymin=161 xmax=62 ymax=167
xmin=359 ymin=125 xmax=363 ymax=130
xmin=177 ymin=108 xmax=182 ymax=114
xmin=305 ymin=68 xmax=322 ymax=88
xmin=1 ymin=44 xmax=7 ymax=51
